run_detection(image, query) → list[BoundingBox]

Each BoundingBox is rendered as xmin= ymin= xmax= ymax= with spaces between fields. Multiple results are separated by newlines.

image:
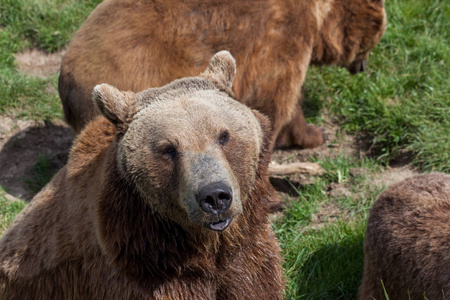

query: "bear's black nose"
xmin=197 ymin=182 xmax=232 ymax=215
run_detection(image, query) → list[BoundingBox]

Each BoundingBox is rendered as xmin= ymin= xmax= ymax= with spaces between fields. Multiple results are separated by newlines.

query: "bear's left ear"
xmin=200 ymin=50 xmax=236 ymax=91
xmin=92 ymin=83 xmax=136 ymax=126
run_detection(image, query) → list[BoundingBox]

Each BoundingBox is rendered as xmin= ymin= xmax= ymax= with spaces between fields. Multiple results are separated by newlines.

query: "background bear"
xmin=359 ymin=173 xmax=450 ymax=299
xmin=0 ymin=52 xmax=285 ymax=299
xmin=59 ymin=0 xmax=387 ymax=150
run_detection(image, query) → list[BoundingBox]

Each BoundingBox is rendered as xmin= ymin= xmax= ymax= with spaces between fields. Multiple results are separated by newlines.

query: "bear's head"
xmin=313 ymin=0 xmax=387 ymax=74
xmin=92 ymin=51 xmax=269 ymax=233
xmin=344 ymin=0 xmax=387 ymax=74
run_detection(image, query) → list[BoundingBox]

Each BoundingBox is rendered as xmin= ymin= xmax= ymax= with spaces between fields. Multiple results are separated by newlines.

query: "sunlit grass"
xmin=304 ymin=0 xmax=449 ymax=172
xmin=0 ymin=187 xmax=27 ymax=236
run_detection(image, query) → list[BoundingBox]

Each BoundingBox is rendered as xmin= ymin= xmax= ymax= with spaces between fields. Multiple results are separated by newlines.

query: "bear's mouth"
xmin=347 ymin=58 xmax=367 ymax=74
xmin=202 ymin=218 xmax=232 ymax=232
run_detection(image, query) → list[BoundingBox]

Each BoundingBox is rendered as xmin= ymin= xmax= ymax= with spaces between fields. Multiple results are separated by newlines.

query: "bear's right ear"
xmin=200 ymin=51 xmax=236 ymax=91
xmin=92 ymin=84 xmax=136 ymax=126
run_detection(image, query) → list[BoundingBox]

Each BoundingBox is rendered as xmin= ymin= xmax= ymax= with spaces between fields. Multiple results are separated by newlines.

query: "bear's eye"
xmin=161 ymin=144 xmax=177 ymax=158
xmin=219 ymin=131 xmax=229 ymax=145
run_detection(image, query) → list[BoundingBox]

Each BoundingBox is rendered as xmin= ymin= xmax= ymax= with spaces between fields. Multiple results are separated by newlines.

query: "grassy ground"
xmin=304 ymin=0 xmax=449 ymax=172
xmin=0 ymin=187 xmax=26 ymax=234
xmin=280 ymin=0 xmax=449 ymax=297
xmin=275 ymin=154 xmax=385 ymax=299
xmin=0 ymin=0 xmax=448 ymax=299
xmin=0 ymin=0 xmax=102 ymax=120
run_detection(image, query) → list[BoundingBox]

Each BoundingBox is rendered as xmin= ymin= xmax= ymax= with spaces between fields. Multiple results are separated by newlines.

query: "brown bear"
xmin=0 ymin=51 xmax=285 ymax=299
xmin=359 ymin=173 xmax=450 ymax=300
xmin=59 ymin=0 xmax=387 ymax=150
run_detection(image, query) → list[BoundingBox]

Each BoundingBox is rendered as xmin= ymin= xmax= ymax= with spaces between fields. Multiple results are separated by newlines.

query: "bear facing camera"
xmin=0 ymin=51 xmax=285 ymax=299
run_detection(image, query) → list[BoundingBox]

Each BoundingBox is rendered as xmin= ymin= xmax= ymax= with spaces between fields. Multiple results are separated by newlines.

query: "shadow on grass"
xmin=0 ymin=122 xmax=72 ymax=200
xmin=302 ymin=92 xmax=324 ymax=121
xmin=353 ymin=133 xmax=417 ymax=168
xmin=270 ymin=176 xmax=307 ymax=197
xmin=285 ymin=231 xmax=365 ymax=300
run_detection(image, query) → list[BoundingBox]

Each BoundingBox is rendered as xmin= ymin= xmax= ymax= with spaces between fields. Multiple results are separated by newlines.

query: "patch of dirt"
xmin=300 ymin=201 xmax=350 ymax=234
xmin=0 ymin=116 xmax=72 ymax=200
xmin=15 ymin=49 xmax=66 ymax=78
xmin=327 ymin=182 xmax=352 ymax=199
xmin=270 ymin=119 xmax=359 ymax=193
xmin=299 ymin=165 xmax=420 ymax=232
xmin=371 ymin=165 xmax=418 ymax=188
xmin=271 ymin=120 xmax=357 ymax=165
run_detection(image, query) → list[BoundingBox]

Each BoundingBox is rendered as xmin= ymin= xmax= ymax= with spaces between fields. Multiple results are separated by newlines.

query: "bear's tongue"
xmin=203 ymin=218 xmax=232 ymax=232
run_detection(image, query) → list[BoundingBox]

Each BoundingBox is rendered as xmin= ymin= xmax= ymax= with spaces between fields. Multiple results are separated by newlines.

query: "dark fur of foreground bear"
xmin=0 ymin=52 xmax=284 ymax=299
xmin=359 ymin=173 xmax=450 ymax=299
xmin=59 ymin=0 xmax=387 ymax=149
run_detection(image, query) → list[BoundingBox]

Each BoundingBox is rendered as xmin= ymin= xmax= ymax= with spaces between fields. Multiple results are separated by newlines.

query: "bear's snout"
xmin=196 ymin=182 xmax=234 ymax=232
xmin=180 ymin=150 xmax=242 ymax=231
xmin=197 ymin=182 xmax=232 ymax=215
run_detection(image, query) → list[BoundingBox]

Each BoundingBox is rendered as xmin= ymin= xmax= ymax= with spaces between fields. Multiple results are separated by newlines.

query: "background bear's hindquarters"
xmin=359 ymin=173 xmax=450 ymax=300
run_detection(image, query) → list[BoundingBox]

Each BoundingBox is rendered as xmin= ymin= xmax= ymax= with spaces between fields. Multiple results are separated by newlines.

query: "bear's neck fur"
xmin=82 ymin=116 xmax=273 ymax=290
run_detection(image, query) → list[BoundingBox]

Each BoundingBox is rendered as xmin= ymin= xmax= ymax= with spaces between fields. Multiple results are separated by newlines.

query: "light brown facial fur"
xmin=92 ymin=52 xmax=263 ymax=232
xmin=0 ymin=52 xmax=284 ymax=299
xmin=59 ymin=0 xmax=386 ymax=150
xmin=359 ymin=173 xmax=450 ymax=300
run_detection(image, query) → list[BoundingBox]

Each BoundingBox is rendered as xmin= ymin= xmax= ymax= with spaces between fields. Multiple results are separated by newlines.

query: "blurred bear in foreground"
xmin=359 ymin=173 xmax=450 ymax=299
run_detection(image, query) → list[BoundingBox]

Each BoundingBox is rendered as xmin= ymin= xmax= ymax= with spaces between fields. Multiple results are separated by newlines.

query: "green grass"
xmin=0 ymin=187 xmax=27 ymax=235
xmin=0 ymin=0 xmax=102 ymax=120
xmin=281 ymin=222 xmax=366 ymax=299
xmin=0 ymin=0 xmax=102 ymax=52
xmin=304 ymin=0 xmax=450 ymax=172
xmin=274 ymin=154 xmax=385 ymax=299
xmin=0 ymin=71 xmax=62 ymax=119
xmin=0 ymin=26 xmax=61 ymax=119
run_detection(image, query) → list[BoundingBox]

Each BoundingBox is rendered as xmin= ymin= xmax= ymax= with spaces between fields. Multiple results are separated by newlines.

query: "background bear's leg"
xmin=275 ymin=102 xmax=325 ymax=149
xmin=59 ymin=72 xmax=98 ymax=133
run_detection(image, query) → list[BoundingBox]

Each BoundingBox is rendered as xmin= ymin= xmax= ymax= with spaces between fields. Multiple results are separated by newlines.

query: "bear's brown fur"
xmin=59 ymin=0 xmax=387 ymax=150
xmin=0 ymin=52 xmax=285 ymax=299
xmin=359 ymin=173 xmax=450 ymax=299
